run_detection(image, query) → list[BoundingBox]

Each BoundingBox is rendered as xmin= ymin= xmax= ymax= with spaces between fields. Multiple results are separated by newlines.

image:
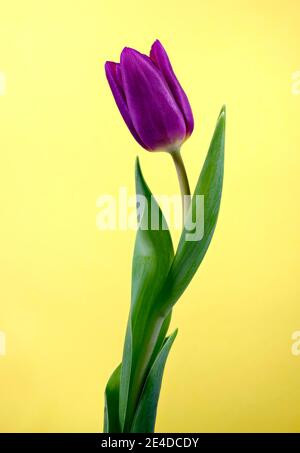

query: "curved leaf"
xmin=160 ymin=106 xmax=226 ymax=312
xmin=130 ymin=329 xmax=178 ymax=433
xmin=119 ymin=158 xmax=174 ymax=431
xmin=104 ymin=364 xmax=121 ymax=433
xmin=149 ymin=309 xmax=172 ymax=368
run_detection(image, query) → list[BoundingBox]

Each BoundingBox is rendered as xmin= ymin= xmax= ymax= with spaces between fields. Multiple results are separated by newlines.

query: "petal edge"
xmin=105 ymin=61 xmax=149 ymax=149
xmin=150 ymin=40 xmax=194 ymax=137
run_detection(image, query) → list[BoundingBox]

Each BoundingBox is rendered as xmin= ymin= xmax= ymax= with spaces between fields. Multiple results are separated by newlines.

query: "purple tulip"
xmin=105 ymin=40 xmax=194 ymax=152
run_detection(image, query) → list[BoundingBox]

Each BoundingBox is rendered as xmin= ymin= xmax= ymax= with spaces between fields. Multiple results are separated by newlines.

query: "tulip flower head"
xmin=105 ymin=40 xmax=194 ymax=152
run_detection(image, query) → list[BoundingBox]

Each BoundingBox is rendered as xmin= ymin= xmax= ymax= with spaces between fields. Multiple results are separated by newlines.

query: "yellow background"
xmin=0 ymin=0 xmax=300 ymax=432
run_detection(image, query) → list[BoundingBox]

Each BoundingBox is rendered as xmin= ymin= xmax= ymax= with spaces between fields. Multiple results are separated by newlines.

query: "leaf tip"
xmin=216 ymin=105 xmax=226 ymax=134
xmin=170 ymin=328 xmax=178 ymax=341
xmin=135 ymin=156 xmax=141 ymax=175
xmin=219 ymin=104 xmax=226 ymax=118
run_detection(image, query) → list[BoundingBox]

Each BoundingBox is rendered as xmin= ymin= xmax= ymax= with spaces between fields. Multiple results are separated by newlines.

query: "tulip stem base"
xmin=170 ymin=149 xmax=191 ymax=222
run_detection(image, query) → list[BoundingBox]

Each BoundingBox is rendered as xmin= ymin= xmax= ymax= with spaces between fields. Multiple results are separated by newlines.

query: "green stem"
xmin=170 ymin=149 xmax=191 ymax=223
xmin=124 ymin=313 xmax=165 ymax=432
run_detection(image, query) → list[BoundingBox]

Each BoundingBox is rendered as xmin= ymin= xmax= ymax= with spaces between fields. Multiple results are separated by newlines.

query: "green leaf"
xmin=103 ymin=364 xmax=121 ymax=433
xmin=119 ymin=320 xmax=132 ymax=431
xmin=160 ymin=106 xmax=226 ymax=312
xmin=119 ymin=158 xmax=174 ymax=432
xmin=130 ymin=329 xmax=178 ymax=433
xmin=149 ymin=309 xmax=172 ymax=368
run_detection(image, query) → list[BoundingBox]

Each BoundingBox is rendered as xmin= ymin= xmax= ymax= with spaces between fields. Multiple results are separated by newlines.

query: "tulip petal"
xmin=150 ymin=40 xmax=194 ymax=137
xmin=120 ymin=48 xmax=186 ymax=151
xmin=104 ymin=61 xmax=149 ymax=149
